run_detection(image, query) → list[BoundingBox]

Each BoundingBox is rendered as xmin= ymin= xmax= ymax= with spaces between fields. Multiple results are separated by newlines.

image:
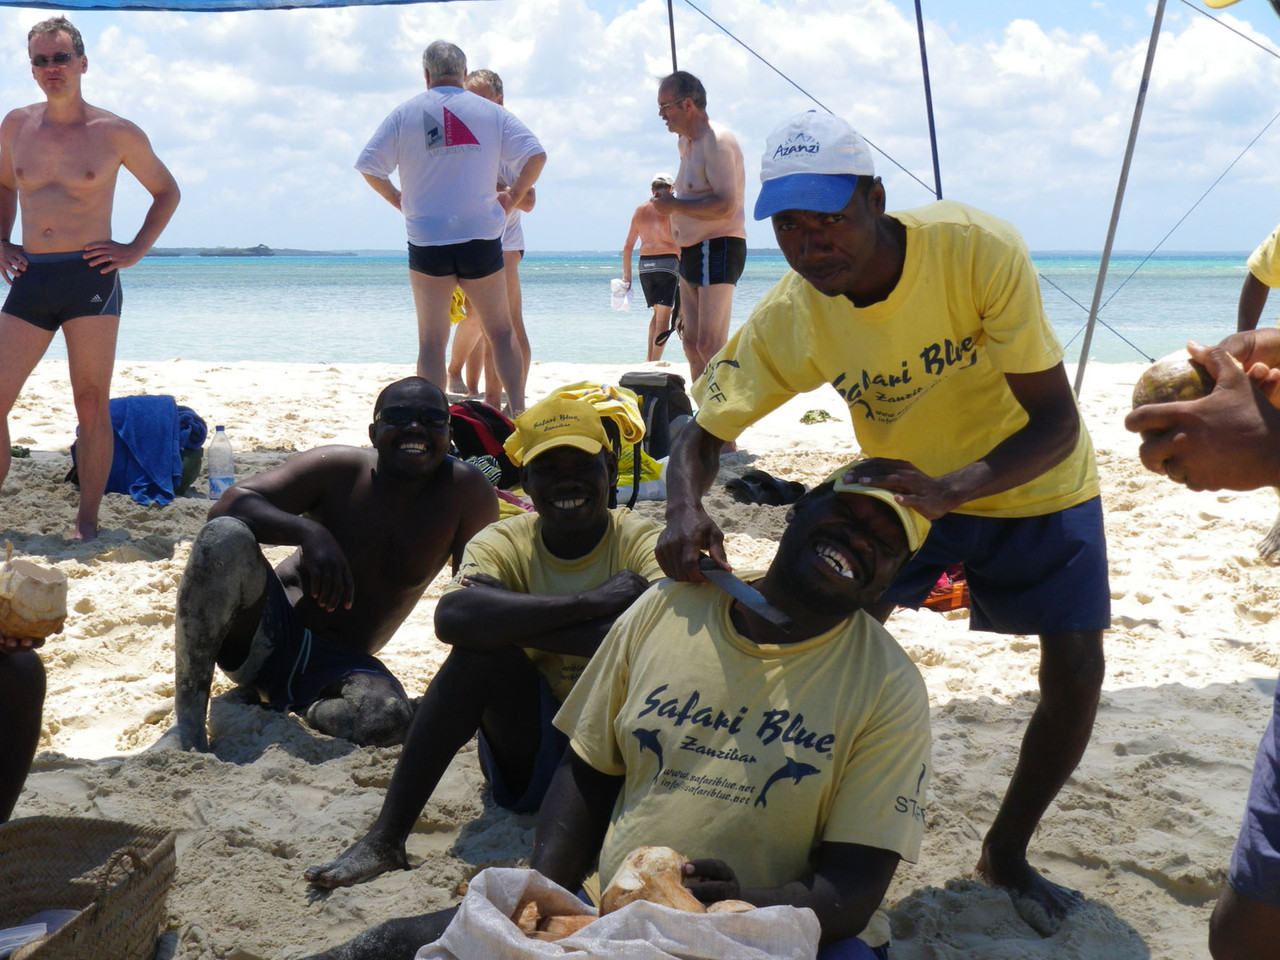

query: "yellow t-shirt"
xmin=693 ymin=201 xmax=1099 ymax=518
xmin=555 ymin=578 xmax=931 ymax=949
xmin=445 ymin=509 xmax=664 ymax=703
xmin=1248 ymin=224 xmax=1280 ymax=327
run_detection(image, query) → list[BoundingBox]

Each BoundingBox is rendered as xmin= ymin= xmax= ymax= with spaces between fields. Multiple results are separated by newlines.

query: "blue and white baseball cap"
xmin=754 ymin=111 xmax=875 ymax=220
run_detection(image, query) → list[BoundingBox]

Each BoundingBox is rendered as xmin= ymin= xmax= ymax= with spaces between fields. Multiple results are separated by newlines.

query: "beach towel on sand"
xmin=70 ymin=395 xmax=208 ymax=506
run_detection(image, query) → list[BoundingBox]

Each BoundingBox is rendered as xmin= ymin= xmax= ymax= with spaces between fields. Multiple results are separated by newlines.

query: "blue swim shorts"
xmin=679 ymin=236 xmax=746 ymax=287
xmin=1228 ymin=677 xmax=1280 ymax=906
xmin=818 ymin=938 xmax=888 ymax=960
xmin=877 ymin=496 xmax=1111 ymax=634
xmin=224 ymin=572 xmax=406 ymax=713
xmin=408 ymin=238 xmax=504 ymax=281
xmin=476 ymin=669 xmax=568 ymax=814
xmin=3 ymin=251 xmax=122 ymax=332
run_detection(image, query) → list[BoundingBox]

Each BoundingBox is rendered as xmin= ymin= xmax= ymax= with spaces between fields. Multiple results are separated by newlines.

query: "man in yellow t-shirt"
xmin=658 ymin=111 xmax=1108 ymax=934
xmin=306 ymin=397 xmax=663 ymax=890
xmin=534 ymin=474 xmax=932 ymax=959
xmin=1237 ymin=223 xmax=1280 ymax=333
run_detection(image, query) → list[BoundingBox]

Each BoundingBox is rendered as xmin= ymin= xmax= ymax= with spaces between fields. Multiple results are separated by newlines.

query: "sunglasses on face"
xmin=375 ymin=406 xmax=450 ymax=428
xmin=30 ymin=52 xmax=75 ymax=68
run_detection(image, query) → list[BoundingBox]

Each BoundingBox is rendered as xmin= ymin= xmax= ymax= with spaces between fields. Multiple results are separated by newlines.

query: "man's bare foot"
xmin=447 ymin=374 xmax=467 ymax=396
xmin=976 ymin=845 xmax=1083 ymax=936
xmin=72 ymin=518 xmax=98 ymax=542
xmin=304 ymin=835 xmax=409 ymax=888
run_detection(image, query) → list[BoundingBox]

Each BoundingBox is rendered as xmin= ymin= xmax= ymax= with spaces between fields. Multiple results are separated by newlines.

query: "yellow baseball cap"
xmin=504 ymin=397 xmax=610 ymax=466
xmin=824 ymin=464 xmax=932 ymax=553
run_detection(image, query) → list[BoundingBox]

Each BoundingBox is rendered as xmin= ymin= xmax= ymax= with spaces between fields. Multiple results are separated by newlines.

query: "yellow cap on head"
xmin=824 ymin=464 xmax=932 ymax=553
xmin=504 ymin=397 xmax=610 ymax=466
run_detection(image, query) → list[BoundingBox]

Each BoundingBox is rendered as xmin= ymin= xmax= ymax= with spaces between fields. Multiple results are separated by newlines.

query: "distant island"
xmin=148 ymin=244 xmax=356 ymax=258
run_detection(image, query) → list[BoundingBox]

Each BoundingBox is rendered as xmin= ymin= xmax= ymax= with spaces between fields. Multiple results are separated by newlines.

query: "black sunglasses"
xmin=30 ymin=52 xmax=75 ymax=68
xmin=375 ymin=405 xmax=450 ymax=428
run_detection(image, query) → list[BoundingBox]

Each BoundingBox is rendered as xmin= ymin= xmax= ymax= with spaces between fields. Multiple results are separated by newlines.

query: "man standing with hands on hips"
xmin=0 ymin=16 xmax=180 ymax=541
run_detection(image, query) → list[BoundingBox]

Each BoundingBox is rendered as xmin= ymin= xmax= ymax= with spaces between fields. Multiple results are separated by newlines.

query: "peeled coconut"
xmin=0 ymin=541 xmax=67 ymax=639
xmin=600 ymin=845 xmax=706 ymax=915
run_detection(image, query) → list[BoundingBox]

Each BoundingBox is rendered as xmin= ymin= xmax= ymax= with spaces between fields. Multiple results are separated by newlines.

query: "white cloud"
xmin=0 ymin=0 xmax=1276 ymax=252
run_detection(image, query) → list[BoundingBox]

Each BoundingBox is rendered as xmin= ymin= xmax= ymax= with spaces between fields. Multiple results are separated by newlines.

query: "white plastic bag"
xmin=416 ymin=867 xmax=820 ymax=960
xmin=610 ymin=278 xmax=633 ymax=311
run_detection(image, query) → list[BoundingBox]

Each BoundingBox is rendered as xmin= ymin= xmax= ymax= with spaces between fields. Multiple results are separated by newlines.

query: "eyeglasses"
xmin=375 ymin=405 xmax=451 ymax=428
xmin=30 ymin=52 xmax=75 ymax=68
xmin=657 ymin=97 xmax=688 ymax=117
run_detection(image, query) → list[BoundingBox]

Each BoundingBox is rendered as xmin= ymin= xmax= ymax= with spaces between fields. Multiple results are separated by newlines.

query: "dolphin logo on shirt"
xmin=633 ymin=728 xmax=665 ymax=782
xmin=754 ymin=757 xmax=821 ymax=808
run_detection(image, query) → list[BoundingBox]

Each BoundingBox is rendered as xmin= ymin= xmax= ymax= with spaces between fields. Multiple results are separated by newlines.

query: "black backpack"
xmin=618 ymin=371 xmax=694 ymax=461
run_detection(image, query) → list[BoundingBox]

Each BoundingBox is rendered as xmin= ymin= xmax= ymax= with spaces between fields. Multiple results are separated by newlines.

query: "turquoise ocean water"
xmin=36 ymin=251 xmax=1257 ymax=367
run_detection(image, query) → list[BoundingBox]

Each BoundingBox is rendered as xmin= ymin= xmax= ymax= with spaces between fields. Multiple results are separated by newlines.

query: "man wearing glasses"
xmin=0 ymin=16 xmax=180 ymax=542
xmin=169 ymin=377 xmax=499 ymax=753
xmin=652 ymin=71 xmax=746 ymax=383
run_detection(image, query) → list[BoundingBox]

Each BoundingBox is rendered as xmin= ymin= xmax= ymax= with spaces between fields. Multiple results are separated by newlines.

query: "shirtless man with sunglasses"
xmin=169 ymin=377 xmax=498 ymax=753
xmin=0 ymin=16 xmax=180 ymax=541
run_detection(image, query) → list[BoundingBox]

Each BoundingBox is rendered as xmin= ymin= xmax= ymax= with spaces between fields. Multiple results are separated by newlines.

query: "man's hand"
xmin=0 ymin=632 xmax=44 ymax=652
xmin=83 ymin=239 xmax=141 ymax=274
xmin=840 ymin=457 xmax=962 ymax=520
xmin=1125 ymin=342 xmax=1280 ymax=491
xmin=298 ymin=526 xmax=356 ymax=612
xmin=656 ymin=504 xmax=729 ymax=581
xmin=580 ymin=570 xmax=650 ymax=613
xmin=458 ymin=571 xmax=510 ymax=591
xmin=683 ymin=858 xmax=740 ymax=905
xmin=0 ymin=240 xmax=26 ymax=284
xmin=649 ymin=193 xmax=677 ymax=217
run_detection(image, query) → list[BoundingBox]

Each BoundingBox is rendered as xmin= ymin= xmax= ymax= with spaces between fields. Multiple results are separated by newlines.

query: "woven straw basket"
xmin=0 ymin=816 xmax=176 ymax=960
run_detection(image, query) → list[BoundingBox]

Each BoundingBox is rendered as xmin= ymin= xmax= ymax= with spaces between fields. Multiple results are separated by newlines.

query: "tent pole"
xmin=914 ymin=0 xmax=942 ymax=200
xmin=1073 ymin=0 xmax=1166 ymax=395
xmin=668 ymin=0 xmax=678 ymax=72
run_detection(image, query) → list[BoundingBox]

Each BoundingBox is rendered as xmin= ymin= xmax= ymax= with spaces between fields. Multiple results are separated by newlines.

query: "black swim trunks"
xmin=679 ymin=236 xmax=747 ymax=287
xmin=408 ymin=238 xmax=504 ymax=281
xmin=3 ymin=251 xmax=122 ymax=332
xmin=638 ymin=254 xmax=679 ymax=308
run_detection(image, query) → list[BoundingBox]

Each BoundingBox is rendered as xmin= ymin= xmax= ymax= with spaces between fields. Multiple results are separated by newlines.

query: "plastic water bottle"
xmin=207 ymin=425 xmax=235 ymax=501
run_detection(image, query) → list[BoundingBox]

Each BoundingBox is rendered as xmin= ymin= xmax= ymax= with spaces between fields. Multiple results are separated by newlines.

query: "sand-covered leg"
xmin=977 ymin=629 xmax=1103 ymax=935
xmin=1257 ymin=496 xmax=1280 ymax=561
xmin=305 ymin=673 xmax=414 ymax=747
xmin=299 ymin=909 xmax=455 ymax=960
xmin=173 ymin=517 xmax=271 ymax=752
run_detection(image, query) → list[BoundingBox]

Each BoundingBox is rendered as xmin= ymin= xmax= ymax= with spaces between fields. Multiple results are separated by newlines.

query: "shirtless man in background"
xmin=651 ymin=71 xmax=746 ymax=382
xmin=0 ymin=16 xmax=180 ymax=541
xmin=621 ymin=172 xmax=680 ymax=362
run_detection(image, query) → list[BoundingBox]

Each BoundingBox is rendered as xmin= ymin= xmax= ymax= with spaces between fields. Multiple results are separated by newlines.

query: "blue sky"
xmin=2 ymin=0 xmax=1279 ymax=252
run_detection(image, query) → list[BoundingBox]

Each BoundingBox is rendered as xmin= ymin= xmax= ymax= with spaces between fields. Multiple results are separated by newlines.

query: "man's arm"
xmin=621 ymin=212 xmax=642 ymax=286
xmin=498 ymin=152 xmax=546 ymax=214
xmin=655 ymin=421 xmax=728 ymax=580
xmin=83 ymin=122 xmax=180 ymax=273
xmin=447 ymin=467 xmax=501 ymax=576
xmin=685 ymin=841 xmax=900 ymax=943
xmin=209 ymin=447 xmax=362 ymax=612
xmin=530 ymin=749 xmax=624 ymax=891
xmin=844 ymin=362 xmax=1081 ymax=519
xmin=433 ymin=569 xmax=650 ymax=656
xmin=361 ymin=173 xmax=402 ymax=212
xmin=1238 ymin=271 xmax=1272 ymax=334
xmin=1126 ymin=337 xmax=1280 ymax=490
xmin=650 ymin=132 xmax=742 ymax=221
xmin=0 ymin=112 xmax=26 ymax=283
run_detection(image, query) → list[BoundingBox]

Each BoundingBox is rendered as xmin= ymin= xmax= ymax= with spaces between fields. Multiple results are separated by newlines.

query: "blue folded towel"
xmin=73 ymin=396 xmax=208 ymax=506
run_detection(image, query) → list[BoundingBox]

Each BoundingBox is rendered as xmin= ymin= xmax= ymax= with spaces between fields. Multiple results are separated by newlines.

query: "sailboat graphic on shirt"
xmin=423 ymin=108 xmax=481 ymax=150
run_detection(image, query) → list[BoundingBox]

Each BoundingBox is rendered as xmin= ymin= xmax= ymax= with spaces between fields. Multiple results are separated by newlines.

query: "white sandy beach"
xmin=4 ymin=356 xmax=1279 ymax=960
